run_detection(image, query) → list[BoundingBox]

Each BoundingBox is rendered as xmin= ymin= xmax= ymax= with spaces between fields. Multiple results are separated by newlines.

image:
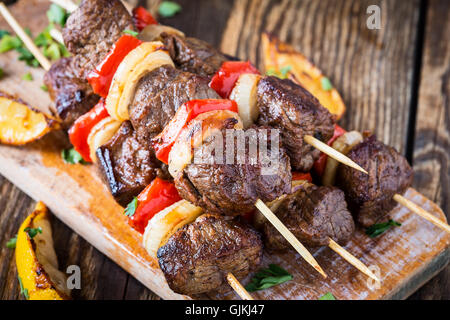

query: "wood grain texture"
xmin=220 ymin=0 xmax=420 ymax=154
xmin=0 ymin=0 xmax=449 ymax=300
xmin=409 ymin=0 xmax=450 ymax=300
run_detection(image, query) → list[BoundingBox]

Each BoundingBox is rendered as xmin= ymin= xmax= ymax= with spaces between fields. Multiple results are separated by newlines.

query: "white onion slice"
xmin=106 ymin=42 xmax=174 ymax=121
xmin=229 ymin=73 xmax=261 ymax=128
xmin=143 ymin=200 xmax=203 ymax=259
xmin=87 ymin=117 xmax=122 ymax=163
xmin=322 ymin=131 xmax=364 ymax=186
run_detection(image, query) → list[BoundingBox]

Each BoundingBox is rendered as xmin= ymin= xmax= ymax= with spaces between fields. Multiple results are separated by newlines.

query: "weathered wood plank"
xmin=220 ymin=0 xmax=420 ymax=155
xmin=410 ymin=0 xmax=450 ymax=300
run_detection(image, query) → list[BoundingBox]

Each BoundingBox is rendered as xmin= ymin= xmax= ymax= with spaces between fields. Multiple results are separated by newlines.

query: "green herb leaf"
xmin=34 ymin=26 xmax=53 ymax=47
xmin=365 ymin=220 xmax=401 ymax=238
xmin=319 ymin=292 xmax=336 ymax=300
xmin=22 ymin=73 xmax=33 ymax=81
xmin=24 ymin=227 xmax=42 ymax=239
xmin=0 ymin=67 xmax=4 ymax=79
xmin=245 ymin=264 xmax=293 ymax=292
xmin=158 ymin=1 xmax=182 ymax=18
xmin=40 ymin=84 xmax=48 ymax=92
xmin=0 ymin=30 xmax=11 ymax=39
xmin=16 ymin=47 xmax=40 ymax=67
xmin=47 ymin=4 xmax=69 ymax=27
xmin=279 ymin=65 xmax=292 ymax=78
xmin=123 ymin=29 xmax=139 ymax=37
xmin=0 ymin=34 xmax=22 ymax=53
xmin=266 ymin=66 xmax=292 ymax=79
xmin=124 ymin=197 xmax=138 ymax=217
xmin=43 ymin=42 xmax=61 ymax=61
xmin=321 ymin=77 xmax=333 ymax=91
xmin=18 ymin=276 xmax=29 ymax=299
xmin=6 ymin=235 xmax=17 ymax=249
xmin=61 ymin=148 xmax=87 ymax=165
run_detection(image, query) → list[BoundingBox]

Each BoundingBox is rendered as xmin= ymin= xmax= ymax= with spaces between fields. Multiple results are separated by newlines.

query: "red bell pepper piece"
xmin=152 ymin=99 xmax=239 ymax=164
xmin=292 ymin=172 xmax=313 ymax=182
xmin=133 ymin=6 xmax=158 ymax=31
xmin=313 ymin=125 xmax=347 ymax=177
xmin=128 ymin=178 xmax=182 ymax=234
xmin=209 ymin=61 xmax=260 ymax=98
xmin=68 ymin=99 xmax=109 ymax=163
xmin=87 ymin=35 xmax=142 ymax=98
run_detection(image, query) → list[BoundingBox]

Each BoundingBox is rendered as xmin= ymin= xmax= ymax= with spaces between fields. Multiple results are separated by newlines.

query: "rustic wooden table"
xmin=0 ymin=0 xmax=448 ymax=300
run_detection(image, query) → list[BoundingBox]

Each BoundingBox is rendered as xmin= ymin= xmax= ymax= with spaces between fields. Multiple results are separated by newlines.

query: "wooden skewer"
xmin=393 ymin=194 xmax=450 ymax=234
xmin=255 ymin=199 xmax=327 ymax=278
xmin=49 ymin=28 xmax=64 ymax=44
xmin=328 ymin=238 xmax=380 ymax=282
xmin=226 ymin=273 xmax=254 ymax=300
xmin=304 ymin=135 xmax=368 ymax=175
xmin=0 ymin=3 xmax=51 ymax=71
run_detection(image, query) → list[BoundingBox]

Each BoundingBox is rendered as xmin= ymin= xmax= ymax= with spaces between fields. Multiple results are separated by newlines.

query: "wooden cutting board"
xmin=0 ymin=0 xmax=449 ymax=300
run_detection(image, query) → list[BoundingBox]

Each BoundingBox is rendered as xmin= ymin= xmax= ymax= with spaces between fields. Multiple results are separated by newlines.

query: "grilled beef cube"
xmin=158 ymin=214 xmax=263 ymax=296
xmin=44 ymin=58 xmax=100 ymax=128
xmin=96 ymin=121 xmax=170 ymax=207
xmin=63 ymin=0 xmax=135 ymax=78
xmin=129 ymin=65 xmax=220 ymax=143
xmin=263 ymin=183 xmax=354 ymax=249
xmin=336 ymin=135 xmax=413 ymax=227
xmin=256 ymin=76 xmax=335 ymax=172
xmin=176 ymin=124 xmax=292 ymax=216
xmin=161 ymin=33 xmax=229 ymax=78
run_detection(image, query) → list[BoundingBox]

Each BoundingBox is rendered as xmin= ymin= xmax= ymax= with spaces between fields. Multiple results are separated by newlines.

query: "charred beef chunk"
xmin=161 ymin=33 xmax=228 ymax=78
xmin=96 ymin=121 xmax=170 ymax=206
xmin=63 ymin=0 xmax=135 ymax=78
xmin=336 ymin=135 xmax=413 ymax=227
xmin=263 ymin=183 xmax=354 ymax=249
xmin=158 ymin=214 xmax=263 ymax=296
xmin=128 ymin=65 xmax=220 ymax=142
xmin=256 ymin=76 xmax=335 ymax=172
xmin=44 ymin=57 xmax=100 ymax=128
xmin=176 ymin=124 xmax=292 ymax=216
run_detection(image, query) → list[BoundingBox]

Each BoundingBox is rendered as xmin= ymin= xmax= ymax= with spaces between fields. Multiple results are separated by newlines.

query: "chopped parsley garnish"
xmin=18 ymin=276 xmax=29 ymax=300
xmin=61 ymin=148 xmax=87 ymax=165
xmin=321 ymin=77 xmax=333 ymax=91
xmin=158 ymin=1 xmax=182 ymax=18
xmin=22 ymin=73 xmax=33 ymax=81
xmin=123 ymin=29 xmax=139 ymax=37
xmin=124 ymin=197 xmax=138 ymax=217
xmin=319 ymin=292 xmax=336 ymax=300
xmin=365 ymin=220 xmax=401 ymax=238
xmin=47 ymin=4 xmax=70 ymax=27
xmin=40 ymin=84 xmax=49 ymax=92
xmin=245 ymin=264 xmax=293 ymax=292
xmin=6 ymin=235 xmax=17 ymax=249
xmin=266 ymin=65 xmax=292 ymax=79
xmin=24 ymin=227 xmax=42 ymax=239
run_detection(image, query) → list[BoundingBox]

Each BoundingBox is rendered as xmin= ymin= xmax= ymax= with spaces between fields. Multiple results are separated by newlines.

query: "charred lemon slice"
xmin=262 ymin=33 xmax=346 ymax=120
xmin=15 ymin=202 xmax=70 ymax=300
xmin=0 ymin=93 xmax=59 ymax=145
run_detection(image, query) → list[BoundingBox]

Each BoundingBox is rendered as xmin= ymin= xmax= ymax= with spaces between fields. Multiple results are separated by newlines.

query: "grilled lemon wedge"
xmin=15 ymin=202 xmax=70 ymax=300
xmin=0 ymin=93 xmax=59 ymax=145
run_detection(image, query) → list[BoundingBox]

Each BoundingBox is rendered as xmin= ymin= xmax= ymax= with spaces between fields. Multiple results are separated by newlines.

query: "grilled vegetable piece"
xmin=262 ymin=32 xmax=346 ymax=120
xmin=87 ymin=116 xmax=122 ymax=163
xmin=322 ymin=131 xmax=364 ymax=186
xmin=229 ymin=73 xmax=261 ymax=128
xmin=15 ymin=202 xmax=70 ymax=300
xmin=143 ymin=200 xmax=203 ymax=259
xmin=139 ymin=24 xmax=185 ymax=42
xmin=0 ymin=93 xmax=59 ymax=145
xmin=106 ymin=42 xmax=173 ymax=121
xmin=158 ymin=214 xmax=263 ymax=296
